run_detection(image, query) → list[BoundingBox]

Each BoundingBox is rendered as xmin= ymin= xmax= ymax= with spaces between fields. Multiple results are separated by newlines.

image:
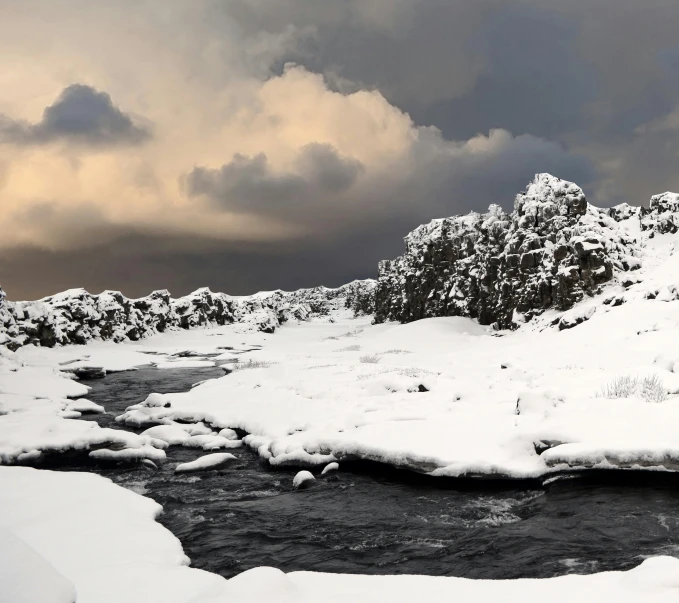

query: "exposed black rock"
xmin=640 ymin=192 xmax=679 ymax=236
xmin=373 ymin=174 xmax=645 ymax=329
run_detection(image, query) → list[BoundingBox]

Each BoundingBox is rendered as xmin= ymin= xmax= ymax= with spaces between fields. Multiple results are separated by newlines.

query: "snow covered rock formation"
xmin=373 ymin=173 xmax=650 ymax=329
xmin=0 ymin=280 xmax=375 ymax=350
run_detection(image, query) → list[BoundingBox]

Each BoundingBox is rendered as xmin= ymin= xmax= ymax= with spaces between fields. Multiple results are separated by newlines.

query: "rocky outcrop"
xmin=640 ymin=192 xmax=679 ymax=235
xmin=0 ymin=287 xmax=20 ymax=351
xmin=4 ymin=174 xmax=677 ymax=347
xmin=0 ymin=280 xmax=375 ymax=349
xmin=374 ymin=174 xmax=645 ymax=329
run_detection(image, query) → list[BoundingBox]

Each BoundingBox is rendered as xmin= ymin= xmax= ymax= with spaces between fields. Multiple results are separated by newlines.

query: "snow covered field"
xmin=4 ymin=198 xmax=679 ymax=600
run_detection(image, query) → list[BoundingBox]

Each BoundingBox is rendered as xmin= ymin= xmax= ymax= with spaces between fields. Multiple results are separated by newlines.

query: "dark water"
xmin=76 ymin=368 xmax=679 ymax=580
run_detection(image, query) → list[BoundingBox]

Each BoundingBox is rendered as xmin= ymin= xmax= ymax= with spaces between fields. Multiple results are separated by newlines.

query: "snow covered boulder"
xmin=141 ymin=425 xmax=192 ymax=445
xmin=292 ymin=470 xmax=315 ymax=490
xmin=175 ymin=452 xmax=237 ymax=473
xmin=218 ymin=428 xmax=239 ymax=440
xmin=142 ymin=392 xmax=172 ymax=408
xmin=558 ymin=305 xmax=596 ymax=330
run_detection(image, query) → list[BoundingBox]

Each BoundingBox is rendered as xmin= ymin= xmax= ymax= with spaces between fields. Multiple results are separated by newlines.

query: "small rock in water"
xmin=175 ymin=453 xmax=237 ymax=473
xmin=293 ymin=470 xmax=315 ymax=490
xmin=321 ymin=462 xmax=339 ymax=475
xmin=141 ymin=459 xmax=158 ymax=470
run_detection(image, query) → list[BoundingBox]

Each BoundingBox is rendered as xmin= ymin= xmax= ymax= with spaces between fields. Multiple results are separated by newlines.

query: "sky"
xmin=1 ymin=0 xmax=679 ymax=300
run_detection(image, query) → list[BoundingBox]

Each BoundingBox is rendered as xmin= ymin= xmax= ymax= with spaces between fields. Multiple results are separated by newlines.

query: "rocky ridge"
xmin=0 ymin=280 xmax=375 ymax=350
xmin=3 ymin=173 xmax=678 ymax=349
xmin=373 ymin=173 xmax=658 ymax=329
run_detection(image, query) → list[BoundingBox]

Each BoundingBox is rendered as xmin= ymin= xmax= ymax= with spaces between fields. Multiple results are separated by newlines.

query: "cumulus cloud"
xmin=0 ymin=84 xmax=150 ymax=147
xmin=185 ymin=143 xmax=364 ymax=214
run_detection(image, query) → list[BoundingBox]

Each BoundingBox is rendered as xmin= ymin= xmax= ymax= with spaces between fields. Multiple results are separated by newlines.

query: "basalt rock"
xmin=639 ymin=192 xmax=679 ymax=235
xmin=0 ymin=287 xmax=20 ymax=351
xmin=0 ymin=280 xmax=375 ymax=349
xmin=374 ymin=174 xmax=645 ymax=329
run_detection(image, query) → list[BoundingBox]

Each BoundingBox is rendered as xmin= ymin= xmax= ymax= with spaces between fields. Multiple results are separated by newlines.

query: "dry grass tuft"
xmin=359 ymin=353 xmax=380 ymax=364
xmin=232 ymin=359 xmax=275 ymax=370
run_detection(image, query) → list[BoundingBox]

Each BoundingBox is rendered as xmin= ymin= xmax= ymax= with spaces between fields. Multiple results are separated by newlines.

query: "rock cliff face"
xmin=0 ymin=280 xmax=375 ymax=349
xmin=373 ymin=174 xmax=645 ymax=329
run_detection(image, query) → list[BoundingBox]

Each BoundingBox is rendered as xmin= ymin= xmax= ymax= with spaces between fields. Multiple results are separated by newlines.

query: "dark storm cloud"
xmin=1 ymin=130 xmax=593 ymax=301
xmin=185 ymin=144 xmax=363 ymax=214
xmin=222 ymin=0 xmax=679 ymax=206
xmin=400 ymin=130 xmax=596 ymax=218
xmin=225 ymin=0 xmax=679 ymax=140
xmin=0 ymin=84 xmax=150 ymax=147
xmin=185 ymin=128 xmax=593 ymax=232
xmin=0 ymin=214 xmax=421 ymax=302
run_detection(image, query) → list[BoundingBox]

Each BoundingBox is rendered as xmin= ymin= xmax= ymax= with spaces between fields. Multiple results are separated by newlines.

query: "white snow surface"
xmin=0 ymin=528 xmax=76 ymax=603
xmin=108 ymin=245 xmax=679 ymax=478
xmin=0 ymin=467 xmax=226 ymax=603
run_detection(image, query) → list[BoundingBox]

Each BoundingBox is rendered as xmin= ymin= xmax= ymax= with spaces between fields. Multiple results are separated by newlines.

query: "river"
xmin=71 ymin=367 xmax=679 ymax=580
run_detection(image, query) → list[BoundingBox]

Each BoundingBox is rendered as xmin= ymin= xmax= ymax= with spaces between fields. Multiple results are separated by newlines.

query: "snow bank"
xmin=0 ymin=467 xmax=227 ymax=603
xmin=207 ymin=559 xmax=679 ymax=603
xmin=0 ymin=350 xmax=167 ymax=465
xmin=111 ymin=273 xmax=679 ymax=479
